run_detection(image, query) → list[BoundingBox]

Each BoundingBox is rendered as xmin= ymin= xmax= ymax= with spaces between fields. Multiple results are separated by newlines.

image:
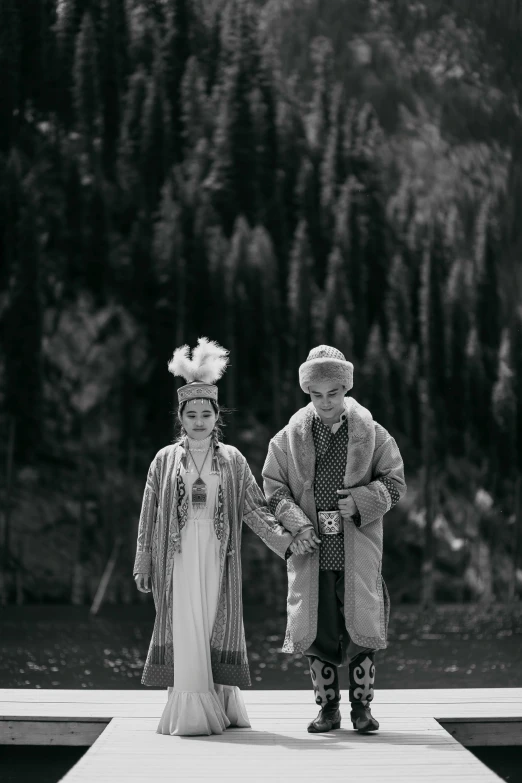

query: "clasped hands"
xmin=289 ymin=490 xmax=358 ymax=555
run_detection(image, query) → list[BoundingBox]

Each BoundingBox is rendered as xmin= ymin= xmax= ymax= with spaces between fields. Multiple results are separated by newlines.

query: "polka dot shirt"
xmin=312 ymin=413 xmax=350 ymax=571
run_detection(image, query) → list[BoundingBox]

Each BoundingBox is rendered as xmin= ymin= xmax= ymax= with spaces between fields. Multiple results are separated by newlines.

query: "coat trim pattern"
xmin=262 ymin=397 xmax=406 ymax=655
xmin=134 ymin=443 xmax=293 ymax=688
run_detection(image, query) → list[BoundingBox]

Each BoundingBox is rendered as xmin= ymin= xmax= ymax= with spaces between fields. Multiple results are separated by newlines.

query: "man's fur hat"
xmin=299 ymin=345 xmax=354 ymax=393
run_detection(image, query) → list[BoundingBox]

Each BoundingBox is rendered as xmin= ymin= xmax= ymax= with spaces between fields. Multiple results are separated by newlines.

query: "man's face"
xmin=309 ymin=381 xmax=346 ymax=425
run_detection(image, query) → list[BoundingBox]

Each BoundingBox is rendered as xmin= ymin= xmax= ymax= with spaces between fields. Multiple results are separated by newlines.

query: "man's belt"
xmin=317 ymin=510 xmax=343 ymax=535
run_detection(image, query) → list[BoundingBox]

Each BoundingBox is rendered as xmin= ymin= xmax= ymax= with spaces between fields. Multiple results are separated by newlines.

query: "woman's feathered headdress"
xmin=168 ymin=337 xmax=229 ymax=403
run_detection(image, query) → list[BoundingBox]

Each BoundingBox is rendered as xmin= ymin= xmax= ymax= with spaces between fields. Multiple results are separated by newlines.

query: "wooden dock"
xmin=1 ymin=688 xmax=521 ymax=782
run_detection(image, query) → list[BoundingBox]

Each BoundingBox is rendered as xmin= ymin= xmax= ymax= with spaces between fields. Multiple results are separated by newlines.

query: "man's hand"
xmin=337 ymin=489 xmax=358 ymax=521
xmin=134 ymin=573 xmax=151 ymax=593
xmin=290 ymin=527 xmax=321 ymax=555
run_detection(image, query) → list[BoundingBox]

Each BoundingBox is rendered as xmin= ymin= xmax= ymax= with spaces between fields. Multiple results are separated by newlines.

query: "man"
xmin=263 ymin=345 xmax=406 ymax=733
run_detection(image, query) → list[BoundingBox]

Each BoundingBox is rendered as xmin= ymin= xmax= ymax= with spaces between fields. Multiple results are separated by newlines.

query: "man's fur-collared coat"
xmin=133 ymin=442 xmax=293 ymax=688
xmin=262 ymin=397 xmax=406 ymax=654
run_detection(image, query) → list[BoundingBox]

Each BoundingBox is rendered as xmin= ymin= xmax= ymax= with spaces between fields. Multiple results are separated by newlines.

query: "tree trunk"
xmin=478 ymin=539 xmax=494 ymax=607
xmin=420 ymin=378 xmax=435 ymax=609
xmin=15 ymin=539 xmax=24 ymax=606
xmin=71 ymin=417 xmax=88 ymax=605
xmin=265 ymin=286 xmax=282 ymax=428
xmin=123 ymin=434 xmax=136 ymax=605
xmin=271 ymin=337 xmax=282 ymax=430
xmin=420 ymin=242 xmax=436 ymax=610
xmin=0 ymin=416 xmax=16 ymax=606
xmin=294 ymin=323 xmax=308 ymax=413
xmin=175 ymin=255 xmax=186 ymax=349
xmin=90 ymin=537 xmax=122 ymax=616
xmin=226 ymin=317 xmax=237 ymax=442
xmin=509 ymin=475 xmax=522 ymax=603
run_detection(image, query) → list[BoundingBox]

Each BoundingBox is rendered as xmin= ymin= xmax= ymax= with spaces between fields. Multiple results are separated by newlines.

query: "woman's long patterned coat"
xmin=133 ymin=442 xmax=293 ymax=688
xmin=262 ymin=397 xmax=406 ymax=653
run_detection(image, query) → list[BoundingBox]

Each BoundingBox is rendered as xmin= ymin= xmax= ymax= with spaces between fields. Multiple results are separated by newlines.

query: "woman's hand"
xmin=290 ymin=527 xmax=321 ymax=555
xmin=134 ymin=573 xmax=151 ymax=593
xmin=337 ymin=489 xmax=358 ymax=521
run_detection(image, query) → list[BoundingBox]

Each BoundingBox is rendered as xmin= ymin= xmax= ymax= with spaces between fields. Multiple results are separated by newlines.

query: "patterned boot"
xmin=306 ymin=656 xmax=341 ymax=733
xmin=349 ymin=651 xmax=379 ymax=733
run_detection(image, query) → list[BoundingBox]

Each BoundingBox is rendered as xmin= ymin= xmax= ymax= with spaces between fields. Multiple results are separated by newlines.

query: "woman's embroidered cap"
xmin=168 ymin=337 xmax=229 ymax=403
xmin=299 ymin=344 xmax=354 ymax=392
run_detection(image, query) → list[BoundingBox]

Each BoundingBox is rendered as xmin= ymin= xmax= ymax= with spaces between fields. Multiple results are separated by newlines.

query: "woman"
xmin=133 ymin=338 xmax=306 ymax=736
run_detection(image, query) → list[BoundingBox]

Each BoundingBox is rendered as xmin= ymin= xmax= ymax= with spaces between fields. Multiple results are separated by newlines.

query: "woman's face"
xmin=180 ymin=399 xmax=218 ymax=439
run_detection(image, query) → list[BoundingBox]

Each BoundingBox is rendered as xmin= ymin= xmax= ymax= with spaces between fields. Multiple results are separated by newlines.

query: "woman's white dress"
xmin=156 ymin=436 xmax=251 ymax=736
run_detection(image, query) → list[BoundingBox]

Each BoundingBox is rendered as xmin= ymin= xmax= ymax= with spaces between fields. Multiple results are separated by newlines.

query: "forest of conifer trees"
xmin=0 ymin=0 xmax=521 ymax=606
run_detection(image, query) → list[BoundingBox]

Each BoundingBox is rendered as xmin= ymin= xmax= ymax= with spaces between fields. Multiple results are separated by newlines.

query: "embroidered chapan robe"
xmin=133 ymin=443 xmax=293 ymax=688
xmin=262 ymin=397 xmax=406 ymax=653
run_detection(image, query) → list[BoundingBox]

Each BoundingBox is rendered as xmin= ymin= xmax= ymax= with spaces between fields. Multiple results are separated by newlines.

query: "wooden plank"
xmin=1 ymin=703 xmax=521 ymax=721
xmin=439 ymin=719 xmax=522 ymax=746
xmin=59 ymin=717 xmax=503 ymax=783
xmin=248 ymin=690 xmax=522 ymax=703
xmin=0 ymin=707 xmax=515 ymax=721
xmin=0 ymin=704 xmax=164 ymax=719
xmin=93 ymin=732 xmax=460 ymax=750
xmin=0 ymin=719 xmax=108 ymax=745
xmin=114 ymin=715 xmax=460 ymax=739
xmin=0 ymin=690 xmax=165 ymax=703
xmin=1 ymin=687 xmax=521 ymax=706
xmin=1 ymin=687 xmax=521 ymax=703
xmin=0 ymin=688 xmax=519 ymax=782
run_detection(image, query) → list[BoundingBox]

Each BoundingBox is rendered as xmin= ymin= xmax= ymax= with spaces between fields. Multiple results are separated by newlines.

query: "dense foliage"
xmin=0 ymin=0 xmax=521 ymax=605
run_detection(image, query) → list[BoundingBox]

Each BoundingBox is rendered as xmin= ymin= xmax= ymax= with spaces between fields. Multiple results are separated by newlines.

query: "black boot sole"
xmin=351 ymin=720 xmax=379 ymax=733
xmin=307 ymin=721 xmax=341 ymax=733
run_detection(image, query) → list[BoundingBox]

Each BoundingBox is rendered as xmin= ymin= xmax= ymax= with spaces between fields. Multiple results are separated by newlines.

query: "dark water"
xmin=1 ymin=605 xmax=521 ymax=781
xmin=0 ymin=746 xmax=520 ymax=783
xmin=1 ymin=603 xmax=521 ymax=690
xmin=0 ymin=747 xmax=87 ymax=783
xmin=469 ymin=747 xmax=522 ymax=783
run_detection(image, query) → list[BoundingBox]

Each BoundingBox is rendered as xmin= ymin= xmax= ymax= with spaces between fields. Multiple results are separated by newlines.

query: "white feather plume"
xmin=167 ymin=344 xmax=193 ymax=380
xmin=168 ymin=337 xmax=229 ymax=384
